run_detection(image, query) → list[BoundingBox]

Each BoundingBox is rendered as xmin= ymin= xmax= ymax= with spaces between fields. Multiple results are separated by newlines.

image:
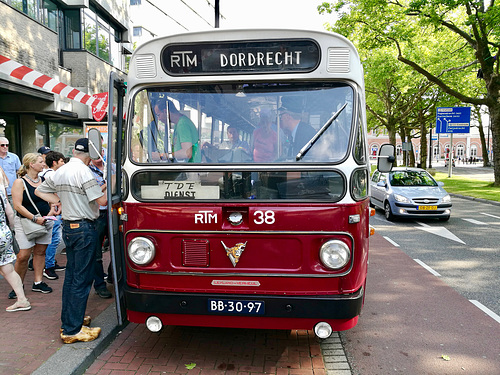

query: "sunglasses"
xmin=0 ymin=144 xmax=9 ymax=147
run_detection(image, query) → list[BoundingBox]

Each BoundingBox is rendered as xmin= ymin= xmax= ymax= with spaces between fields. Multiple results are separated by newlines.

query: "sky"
xmin=219 ymin=0 xmax=334 ymax=31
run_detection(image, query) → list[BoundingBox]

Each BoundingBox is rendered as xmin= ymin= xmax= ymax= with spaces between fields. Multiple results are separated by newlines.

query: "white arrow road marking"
xmin=414 ymin=221 xmax=466 ymax=244
xmin=462 ymin=218 xmax=488 ymax=225
xmin=481 ymin=212 xmax=500 ymax=220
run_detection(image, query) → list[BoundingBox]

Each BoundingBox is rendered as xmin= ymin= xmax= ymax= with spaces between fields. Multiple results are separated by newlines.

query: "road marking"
xmin=414 ymin=222 xmax=466 ymax=244
xmin=415 ymin=221 xmax=430 ymax=228
xmin=414 ymin=259 xmax=441 ymax=277
xmin=383 ymin=236 xmax=399 ymax=247
xmin=462 ymin=218 xmax=488 ymax=225
xmin=469 ymin=300 xmax=500 ymax=324
xmin=481 ymin=212 xmax=500 ymax=220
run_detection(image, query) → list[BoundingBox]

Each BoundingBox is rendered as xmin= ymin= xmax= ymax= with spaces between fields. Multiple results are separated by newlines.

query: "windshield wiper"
xmin=295 ymin=102 xmax=348 ymax=161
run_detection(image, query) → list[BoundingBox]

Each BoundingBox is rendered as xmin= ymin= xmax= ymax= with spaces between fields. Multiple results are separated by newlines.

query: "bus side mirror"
xmin=377 ymin=144 xmax=395 ymax=173
xmin=88 ymin=128 xmax=103 ymax=160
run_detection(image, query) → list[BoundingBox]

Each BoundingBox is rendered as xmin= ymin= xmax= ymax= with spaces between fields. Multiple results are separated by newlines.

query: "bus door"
xmin=107 ymin=71 xmax=127 ymax=325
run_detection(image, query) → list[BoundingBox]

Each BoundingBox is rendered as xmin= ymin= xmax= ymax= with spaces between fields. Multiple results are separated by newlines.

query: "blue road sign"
xmin=436 ymin=107 xmax=471 ymax=133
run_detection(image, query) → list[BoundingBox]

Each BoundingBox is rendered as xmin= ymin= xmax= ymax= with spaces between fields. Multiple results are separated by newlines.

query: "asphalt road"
xmin=370 ymin=196 xmax=500 ymax=317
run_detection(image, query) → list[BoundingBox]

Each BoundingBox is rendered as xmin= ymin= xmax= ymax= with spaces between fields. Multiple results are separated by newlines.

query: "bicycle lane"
xmin=341 ymin=233 xmax=500 ymax=374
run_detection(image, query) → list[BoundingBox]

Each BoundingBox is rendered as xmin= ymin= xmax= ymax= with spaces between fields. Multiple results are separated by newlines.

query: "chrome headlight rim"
xmin=319 ymin=240 xmax=351 ymax=270
xmin=128 ymin=236 xmax=156 ymax=265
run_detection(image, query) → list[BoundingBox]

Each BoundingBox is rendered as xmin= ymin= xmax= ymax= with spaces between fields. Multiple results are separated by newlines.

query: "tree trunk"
xmin=477 ymin=121 xmax=489 ymax=167
xmin=420 ymin=120 xmax=428 ymax=169
xmin=489 ymin=103 xmax=500 ymax=186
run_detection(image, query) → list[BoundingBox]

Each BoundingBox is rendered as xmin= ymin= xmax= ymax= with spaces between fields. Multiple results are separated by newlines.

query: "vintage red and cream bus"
xmin=104 ymin=29 xmax=393 ymax=338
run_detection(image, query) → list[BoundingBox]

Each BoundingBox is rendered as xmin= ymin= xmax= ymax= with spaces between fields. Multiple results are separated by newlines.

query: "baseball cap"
xmin=38 ymin=146 xmax=51 ymax=154
xmin=74 ymin=138 xmax=89 ymax=152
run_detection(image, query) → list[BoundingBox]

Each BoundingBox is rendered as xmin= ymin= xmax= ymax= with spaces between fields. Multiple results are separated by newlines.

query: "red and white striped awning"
xmin=0 ymin=54 xmax=108 ymax=120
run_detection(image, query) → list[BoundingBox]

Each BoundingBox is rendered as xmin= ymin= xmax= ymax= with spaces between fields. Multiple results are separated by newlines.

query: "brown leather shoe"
xmin=60 ymin=329 xmax=98 ymax=344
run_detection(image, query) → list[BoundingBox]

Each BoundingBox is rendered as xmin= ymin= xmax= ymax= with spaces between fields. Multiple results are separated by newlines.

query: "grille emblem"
xmin=221 ymin=241 xmax=247 ymax=267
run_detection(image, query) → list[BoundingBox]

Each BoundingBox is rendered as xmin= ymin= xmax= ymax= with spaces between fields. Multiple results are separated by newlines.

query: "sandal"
xmin=6 ymin=300 xmax=31 ymax=312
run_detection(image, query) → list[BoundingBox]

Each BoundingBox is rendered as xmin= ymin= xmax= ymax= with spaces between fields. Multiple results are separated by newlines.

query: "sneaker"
xmin=43 ymin=267 xmax=59 ymax=280
xmin=28 ymin=259 xmax=34 ymax=271
xmin=95 ymin=288 xmax=112 ymax=299
xmin=8 ymin=285 xmax=23 ymax=299
xmin=32 ymin=282 xmax=53 ymax=294
xmin=54 ymin=262 xmax=66 ymax=272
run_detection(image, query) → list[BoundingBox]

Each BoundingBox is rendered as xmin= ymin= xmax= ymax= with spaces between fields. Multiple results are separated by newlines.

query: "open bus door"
xmin=107 ymin=72 xmax=127 ymax=325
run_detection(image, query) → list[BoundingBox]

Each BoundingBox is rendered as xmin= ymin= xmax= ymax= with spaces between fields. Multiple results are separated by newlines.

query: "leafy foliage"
xmin=319 ymin=0 xmax=500 ymax=184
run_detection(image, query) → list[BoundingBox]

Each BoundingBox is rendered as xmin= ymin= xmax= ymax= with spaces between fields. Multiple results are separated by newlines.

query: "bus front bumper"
xmin=123 ymin=285 xmax=364 ymax=331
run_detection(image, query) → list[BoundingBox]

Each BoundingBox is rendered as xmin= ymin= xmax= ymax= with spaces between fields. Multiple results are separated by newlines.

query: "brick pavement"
xmin=0 ymin=252 xmax=114 ymax=375
xmin=85 ymin=324 xmax=330 ymax=375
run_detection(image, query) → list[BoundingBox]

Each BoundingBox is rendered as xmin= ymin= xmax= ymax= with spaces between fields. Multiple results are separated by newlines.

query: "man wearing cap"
xmin=35 ymin=138 xmax=107 ymax=344
xmin=0 ymin=136 xmax=21 ymax=204
xmin=278 ymin=97 xmax=316 ymax=157
xmin=37 ymin=146 xmax=51 ymax=189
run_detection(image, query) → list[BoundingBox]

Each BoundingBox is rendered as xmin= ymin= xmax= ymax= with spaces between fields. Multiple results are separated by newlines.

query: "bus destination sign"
xmin=161 ymin=39 xmax=320 ymax=75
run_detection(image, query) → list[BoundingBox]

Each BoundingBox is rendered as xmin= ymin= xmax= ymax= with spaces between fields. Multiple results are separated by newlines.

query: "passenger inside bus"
xmin=202 ymin=126 xmax=251 ymax=163
xmin=167 ymin=100 xmax=201 ymax=163
xmin=252 ymin=109 xmax=278 ymax=162
xmin=278 ymin=96 xmax=316 ymax=158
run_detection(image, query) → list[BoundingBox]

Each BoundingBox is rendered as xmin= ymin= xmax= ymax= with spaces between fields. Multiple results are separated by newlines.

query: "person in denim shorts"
xmin=35 ymin=138 xmax=107 ymax=344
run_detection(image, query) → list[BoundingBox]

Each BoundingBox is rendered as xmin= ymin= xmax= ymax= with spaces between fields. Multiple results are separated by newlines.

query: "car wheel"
xmin=384 ymin=202 xmax=394 ymax=221
xmin=439 ymin=215 xmax=450 ymax=222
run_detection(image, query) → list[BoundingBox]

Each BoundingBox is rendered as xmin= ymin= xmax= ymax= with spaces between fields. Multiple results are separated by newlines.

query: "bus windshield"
xmin=130 ymin=82 xmax=354 ymax=164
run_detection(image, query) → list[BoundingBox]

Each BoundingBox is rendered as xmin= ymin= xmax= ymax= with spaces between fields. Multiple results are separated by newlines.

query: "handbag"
xmin=19 ymin=179 xmax=49 ymax=240
xmin=0 ymin=192 xmax=20 ymax=254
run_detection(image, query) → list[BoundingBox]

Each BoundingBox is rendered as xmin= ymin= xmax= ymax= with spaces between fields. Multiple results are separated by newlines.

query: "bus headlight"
xmin=128 ymin=237 xmax=156 ymax=265
xmin=320 ymin=240 xmax=351 ymax=270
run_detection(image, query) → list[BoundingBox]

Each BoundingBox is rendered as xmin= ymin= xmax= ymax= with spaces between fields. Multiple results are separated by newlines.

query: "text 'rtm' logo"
xmin=195 ymin=210 xmax=217 ymax=224
xmin=170 ymin=51 xmax=198 ymax=68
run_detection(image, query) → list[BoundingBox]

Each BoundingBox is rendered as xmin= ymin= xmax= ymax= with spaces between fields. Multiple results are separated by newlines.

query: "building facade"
xmin=368 ymin=128 xmax=493 ymax=167
xmin=0 ymin=0 xmax=131 ymax=158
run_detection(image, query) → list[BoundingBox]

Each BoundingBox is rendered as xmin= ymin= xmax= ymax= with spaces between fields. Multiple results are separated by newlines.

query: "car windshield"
xmin=389 ymin=171 xmax=437 ymax=187
xmin=129 ymin=82 xmax=354 ymax=164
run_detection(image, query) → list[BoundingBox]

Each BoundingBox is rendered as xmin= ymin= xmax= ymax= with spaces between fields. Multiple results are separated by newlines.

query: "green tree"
xmin=319 ymin=0 xmax=500 ymax=185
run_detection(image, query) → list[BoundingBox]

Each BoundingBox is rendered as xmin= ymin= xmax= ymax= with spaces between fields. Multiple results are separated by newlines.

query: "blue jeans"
xmin=93 ymin=210 xmax=108 ymax=291
xmin=45 ymin=215 xmax=62 ymax=269
xmin=61 ymin=220 xmax=96 ymax=335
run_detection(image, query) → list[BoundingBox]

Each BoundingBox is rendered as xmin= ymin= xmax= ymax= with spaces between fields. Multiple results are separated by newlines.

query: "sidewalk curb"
xmin=450 ymin=193 xmax=500 ymax=207
xmin=320 ymin=332 xmax=352 ymax=375
xmin=32 ymin=303 xmax=125 ymax=375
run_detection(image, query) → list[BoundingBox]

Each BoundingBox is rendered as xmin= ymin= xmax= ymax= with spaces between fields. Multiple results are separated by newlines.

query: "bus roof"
xmin=128 ymin=29 xmax=363 ymax=88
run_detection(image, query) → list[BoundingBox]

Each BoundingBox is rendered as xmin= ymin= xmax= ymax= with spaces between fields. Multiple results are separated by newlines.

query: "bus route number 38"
xmin=253 ymin=210 xmax=275 ymax=225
